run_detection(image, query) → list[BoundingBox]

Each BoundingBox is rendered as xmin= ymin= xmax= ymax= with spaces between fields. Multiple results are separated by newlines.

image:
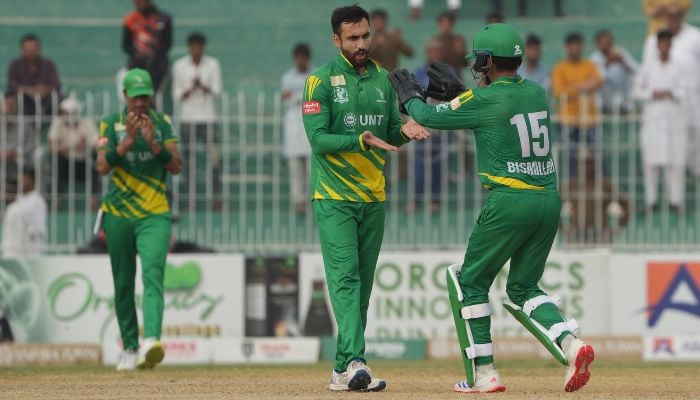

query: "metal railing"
xmin=0 ymin=89 xmax=697 ymax=254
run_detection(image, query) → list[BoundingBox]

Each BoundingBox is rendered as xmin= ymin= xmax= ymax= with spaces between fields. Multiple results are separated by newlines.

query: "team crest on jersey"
xmin=436 ymin=103 xmax=449 ymax=113
xmin=375 ymin=87 xmax=386 ymax=103
xmin=344 ymin=112 xmax=357 ymax=129
xmin=117 ymin=130 xmax=127 ymax=143
xmin=330 ymin=75 xmax=346 ymax=86
xmin=333 ymin=86 xmax=349 ymax=104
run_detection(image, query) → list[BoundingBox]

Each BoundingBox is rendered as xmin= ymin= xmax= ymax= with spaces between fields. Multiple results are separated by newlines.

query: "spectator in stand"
xmin=368 ymin=9 xmax=414 ymax=72
xmin=486 ymin=10 xmax=504 ymax=24
xmin=1 ymin=168 xmax=47 ymax=258
xmin=47 ymin=96 xmax=100 ymax=206
xmin=643 ymin=0 xmax=692 ymax=34
xmin=409 ymin=0 xmax=461 ymax=20
xmin=491 ymin=0 xmax=564 ymax=17
xmin=642 ymin=5 xmax=700 ymax=178
xmin=634 ymin=30 xmax=689 ymax=213
xmin=281 ymin=43 xmax=313 ymax=214
xmin=1 ymin=95 xmax=36 ymax=167
xmin=122 ymin=0 xmax=172 ymax=94
xmin=172 ymin=32 xmax=222 ymax=210
xmin=552 ymin=32 xmax=603 ymax=177
xmin=409 ymin=39 xmax=448 ymax=214
xmin=589 ymin=30 xmax=638 ymax=113
xmin=519 ymin=33 xmax=550 ymax=91
xmin=6 ymin=34 xmax=61 ymax=119
xmin=434 ymin=12 xmax=468 ymax=79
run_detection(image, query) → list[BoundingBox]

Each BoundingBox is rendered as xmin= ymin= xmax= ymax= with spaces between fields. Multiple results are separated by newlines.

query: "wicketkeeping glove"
xmin=389 ymin=68 xmax=426 ymax=114
xmin=426 ymin=61 xmax=467 ymax=101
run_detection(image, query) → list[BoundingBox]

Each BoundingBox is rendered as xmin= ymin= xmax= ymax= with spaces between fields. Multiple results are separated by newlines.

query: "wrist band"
xmin=105 ymin=149 xmax=123 ymax=166
xmin=358 ymin=134 xmax=370 ymax=151
xmin=155 ymin=148 xmax=173 ymax=165
xmin=400 ymin=123 xmax=412 ymax=141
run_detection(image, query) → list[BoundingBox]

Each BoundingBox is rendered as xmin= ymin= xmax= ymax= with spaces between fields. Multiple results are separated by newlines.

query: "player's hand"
xmin=125 ymin=112 xmax=140 ymax=143
xmin=427 ymin=61 xmax=466 ymax=101
xmin=139 ymin=115 xmax=156 ymax=145
xmin=389 ymin=69 xmax=426 ymax=114
xmin=362 ymin=131 xmax=398 ymax=152
xmin=402 ymin=119 xmax=431 ymax=140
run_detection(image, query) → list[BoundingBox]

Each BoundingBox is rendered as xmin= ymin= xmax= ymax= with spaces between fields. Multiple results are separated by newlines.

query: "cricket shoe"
xmin=563 ymin=338 xmax=595 ymax=392
xmin=453 ymin=366 xmax=506 ymax=393
xmin=137 ymin=337 xmax=165 ymax=369
xmin=329 ymin=363 xmax=386 ymax=392
xmin=115 ymin=350 xmax=137 ymax=371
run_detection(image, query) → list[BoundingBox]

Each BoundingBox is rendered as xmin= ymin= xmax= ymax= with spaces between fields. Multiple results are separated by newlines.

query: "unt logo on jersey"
xmin=646 ymin=262 xmax=700 ymax=327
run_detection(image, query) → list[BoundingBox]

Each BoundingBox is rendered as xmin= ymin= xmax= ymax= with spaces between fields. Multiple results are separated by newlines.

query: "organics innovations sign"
xmin=299 ymin=250 xmax=609 ymax=339
xmin=0 ymin=255 xmax=244 ymax=344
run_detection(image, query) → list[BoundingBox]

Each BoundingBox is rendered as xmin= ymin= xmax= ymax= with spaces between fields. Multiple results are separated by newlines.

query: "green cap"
xmin=122 ymin=68 xmax=154 ymax=98
xmin=466 ymin=23 xmax=525 ymax=59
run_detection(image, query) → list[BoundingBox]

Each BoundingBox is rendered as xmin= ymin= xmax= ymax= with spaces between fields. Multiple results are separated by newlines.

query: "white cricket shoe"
xmin=329 ymin=362 xmax=386 ymax=392
xmin=115 ymin=350 xmax=137 ymax=371
xmin=137 ymin=337 xmax=165 ymax=370
xmin=563 ymin=337 xmax=595 ymax=392
xmin=453 ymin=365 xmax=506 ymax=393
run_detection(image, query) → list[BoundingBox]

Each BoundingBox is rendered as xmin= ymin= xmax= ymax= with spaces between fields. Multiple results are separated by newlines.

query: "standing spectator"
xmin=634 ymin=30 xmax=689 ymax=213
xmin=172 ymin=32 xmax=222 ymax=210
xmin=409 ymin=0 xmax=461 ymax=20
xmin=47 ymin=96 xmax=100 ymax=206
xmin=368 ymin=9 xmax=414 ymax=72
xmin=589 ymin=30 xmax=638 ymax=113
xmin=519 ymin=34 xmax=550 ymax=91
xmin=491 ymin=0 xmax=564 ymax=17
xmin=281 ymin=43 xmax=313 ymax=214
xmin=642 ymin=5 xmax=700 ymax=177
xmin=434 ymin=12 xmax=468 ymax=79
xmin=643 ymin=0 xmax=692 ymax=34
xmin=551 ymin=32 xmax=603 ymax=176
xmin=410 ymin=39 xmax=447 ymax=214
xmin=122 ymin=0 xmax=172 ymax=94
xmin=1 ymin=168 xmax=47 ymax=258
xmin=1 ymin=95 xmax=37 ymax=167
xmin=6 ymin=34 xmax=61 ymax=119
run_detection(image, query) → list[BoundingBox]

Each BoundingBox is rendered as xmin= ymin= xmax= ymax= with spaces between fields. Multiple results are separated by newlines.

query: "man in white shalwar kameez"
xmin=635 ymin=30 xmax=689 ymax=212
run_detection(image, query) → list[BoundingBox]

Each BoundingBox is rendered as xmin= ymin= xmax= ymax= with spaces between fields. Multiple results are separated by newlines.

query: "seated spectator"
xmin=369 ymin=9 xmax=413 ymax=71
xmin=519 ymin=33 xmax=550 ymax=91
xmin=1 ymin=168 xmax=47 ymax=258
xmin=47 ymin=96 xmax=100 ymax=205
xmin=590 ymin=30 xmax=638 ymax=113
xmin=409 ymin=0 xmax=461 ymax=20
xmin=6 ymin=34 xmax=61 ymax=122
xmin=172 ymin=32 xmax=222 ymax=210
xmin=552 ymin=32 xmax=603 ymax=177
xmin=122 ymin=0 xmax=172 ymax=94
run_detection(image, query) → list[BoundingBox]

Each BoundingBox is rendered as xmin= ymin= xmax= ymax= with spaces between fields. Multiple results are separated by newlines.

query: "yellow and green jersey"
xmin=406 ymin=76 xmax=558 ymax=192
xmin=302 ymin=54 xmax=409 ymax=202
xmin=97 ymin=109 xmax=178 ymax=219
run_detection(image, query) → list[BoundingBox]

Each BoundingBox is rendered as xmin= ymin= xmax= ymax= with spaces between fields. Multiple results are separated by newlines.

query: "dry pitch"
xmin=2 ymin=360 xmax=698 ymax=400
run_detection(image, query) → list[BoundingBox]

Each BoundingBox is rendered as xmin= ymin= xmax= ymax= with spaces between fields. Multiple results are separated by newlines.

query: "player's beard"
xmin=341 ymin=44 xmax=370 ymax=69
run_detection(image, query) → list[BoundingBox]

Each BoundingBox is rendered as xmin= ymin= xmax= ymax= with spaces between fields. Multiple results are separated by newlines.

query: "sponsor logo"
xmin=344 ymin=113 xmax=357 ymax=129
xmin=114 ymin=122 xmax=126 ymax=131
xmin=302 ymin=101 xmax=321 ymax=115
xmin=241 ymin=340 xmax=254 ymax=358
xmin=450 ymin=97 xmax=461 ymax=110
xmin=375 ymin=87 xmax=386 ymax=103
xmin=646 ymin=262 xmax=700 ymax=327
xmin=359 ymin=114 xmax=384 ymax=126
xmin=652 ymin=337 xmax=675 ymax=354
xmin=436 ymin=103 xmax=449 ymax=113
xmin=332 ymin=86 xmax=349 ymax=104
xmin=514 ymin=44 xmax=523 ymax=56
xmin=330 ymin=75 xmax=346 ymax=87
xmin=506 ymin=160 xmax=556 ymax=176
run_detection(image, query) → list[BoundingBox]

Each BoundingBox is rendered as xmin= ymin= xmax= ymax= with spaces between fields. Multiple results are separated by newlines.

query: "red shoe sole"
xmin=565 ymin=344 xmax=595 ymax=392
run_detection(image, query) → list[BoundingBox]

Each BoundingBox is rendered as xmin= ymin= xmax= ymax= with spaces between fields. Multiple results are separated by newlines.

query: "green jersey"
xmin=406 ymin=76 xmax=557 ymax=192
xmin=302 ymin=54 xmax=409 ymax=202
xmin=97 ymin=109 xmax=178 ymax=219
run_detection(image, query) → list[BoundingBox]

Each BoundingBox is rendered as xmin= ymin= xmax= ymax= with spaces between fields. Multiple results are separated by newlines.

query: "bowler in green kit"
xmin=390 ymin=23 xmax=594 ymax=393
xmin=302 ymin=4 xmax=429 ymax=392
xmin=96 ymin=68 xmax=182 ymax=371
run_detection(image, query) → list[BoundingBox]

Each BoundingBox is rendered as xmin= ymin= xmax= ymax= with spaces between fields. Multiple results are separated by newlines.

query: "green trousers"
xmin=459 ymin=190 xmax=567 ymax=365
xmin=103 ymin=212 xmax=171 ymax=351
xmin=314 ymin=200 xmax=385 ymax=373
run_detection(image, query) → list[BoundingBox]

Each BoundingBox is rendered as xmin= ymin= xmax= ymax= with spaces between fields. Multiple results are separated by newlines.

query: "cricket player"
xmin=302 ymin=4 xmax=429 ymax=392
xmin=390 ymin=23 xmax=594 ymax=393
xmin=96 ymin=68 xmax=182 ymax=371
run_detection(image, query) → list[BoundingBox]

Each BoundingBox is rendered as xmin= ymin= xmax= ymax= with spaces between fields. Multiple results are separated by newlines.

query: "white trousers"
xmin=643 ymin=164 xmax=685 ymax=208
xmin=288 ymin=156 xmax=309 ymax=204
xmin=409 ymin=0 xmax=462 ymax=9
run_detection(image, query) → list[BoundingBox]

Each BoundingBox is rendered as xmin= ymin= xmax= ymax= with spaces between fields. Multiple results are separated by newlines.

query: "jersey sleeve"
xmin=302 ymin=74 xmax=364 ymax=154
xmin=405 ymin=89 xmax=481 ymax=131
xmin=96 ymin=117 xmax=116 ymax=153
xmin=385 ymin=82 xmax=410 ymax=146
xmin=161 ymin=113 xmax=179 ymax=145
